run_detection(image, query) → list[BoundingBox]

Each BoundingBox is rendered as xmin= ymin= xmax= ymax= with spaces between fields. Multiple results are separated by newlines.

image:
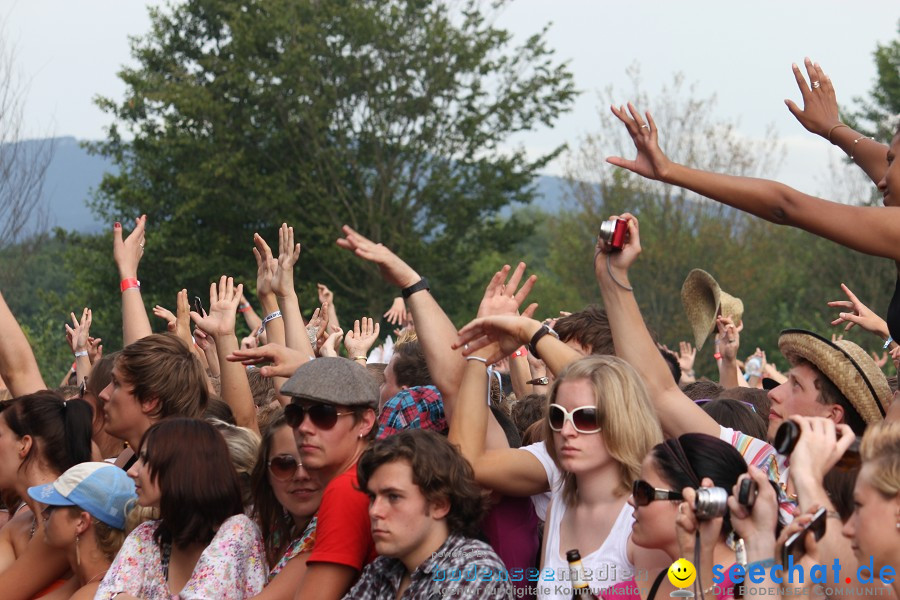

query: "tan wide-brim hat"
xmin=681 ymin=269 xmax=744 ymax=350
xmin=778 ymin=329 xmax=890 ymax=426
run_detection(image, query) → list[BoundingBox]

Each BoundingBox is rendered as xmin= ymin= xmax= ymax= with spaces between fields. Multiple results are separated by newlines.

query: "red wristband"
xmin=237 ymin=304 xmax=252 ymax=313
xmin=120 ymin=277 xmax=141 ymax=292
xmin=512 ymin=346 xmax=527 ymax=358
xmin=714 ymin=352 xmax=722 ymax=360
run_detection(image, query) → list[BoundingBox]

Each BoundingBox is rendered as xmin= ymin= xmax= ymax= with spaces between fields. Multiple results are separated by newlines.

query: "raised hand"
xmin=65 ymin=308 xmax=92 ymax=355
xmin=477 ymin=263 xmax=538 ymax=319
xmin=253 ymin=232 xmax=278 ymax=300
xmin=336 ymin=225 xmax=420 ymax=289
xmin=317 ymin=283 xmax=333 ymax=305
xmin=307 ymin=302 xmax=330 ymax=347
xmin=383 ymin=297 xmax=408 ymax=326
xmin=318 ymin=329 xmax=344 ymax=358
xmin=152 ymin=305 xmax=177 ymax=332
xmin=594 ymin=213 xmax=642 ymax=282
xmin=272 ymin=223 xmax=301 ymax=299
xmin=227 ymin=343 xmax=307 ymax=379
xmin=784 ymin=58 xmax=843 ymax=140
xmin=190 ymin=276 xmax=244 ymax=339
xmin=727 ymin=466 xmax=779 ymax=553
xmin=344 ymin=317 xmax=381 ymax=359
xmin=715 ymin=316 xmax=740 ymax=362
xmin=453 ymin=314 xmax=541 ymax=365
xmin=606 ymin=103 xmax=672 ymax=181
xmin=113 ymin=215 xmax=146 ymax=278
xmin=174 ymin=289 xmax=196 ymax=350
xmin=677 ymin=341 xmax=697 ymax=373
xmin=871 ymin=351 xmax=889 ymax=368
xmin=827 ymin=283 xmax=890 ymax=338
xmin=86 ymin=336 xmax=103 ymax=364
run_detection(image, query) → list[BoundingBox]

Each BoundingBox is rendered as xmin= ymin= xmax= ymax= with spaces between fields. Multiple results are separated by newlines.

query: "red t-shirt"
xmin=307 ymin=464 xmax=377 ymax=571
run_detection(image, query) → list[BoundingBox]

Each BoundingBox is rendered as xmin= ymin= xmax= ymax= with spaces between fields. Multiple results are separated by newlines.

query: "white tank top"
xmin=537 ymin=495 xmax=635 ymax=600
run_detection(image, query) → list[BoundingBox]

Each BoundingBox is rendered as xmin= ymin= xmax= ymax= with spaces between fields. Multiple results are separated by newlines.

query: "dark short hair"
xmin=794 ymin=359 xmax=866 ymax=435
xmin=700 ymin=398 xmax=767 ymax=439
xmin=718 ymin=386 xmax=771 ymax=418
xmin=357 ymin=430 xmax=488 ymax=538
xmin=681 ymin=380 xmax=724 ymax=401
xmin=652 ymin=434 xmax=747 ymax=539
xmin=0 ymin=391 xmax=92 ymax=476
xmin=510 ymin=393 xmax=546 ymax=439
xmin=392 ymin=341 xmax=432 ymax=388
xmin=117 ymin=334 xmax=208 ymax=420
xmin=139 ymin=418 xmax=243 ymax=548
xmin=554 ymin=305 xmax=613 ymax=355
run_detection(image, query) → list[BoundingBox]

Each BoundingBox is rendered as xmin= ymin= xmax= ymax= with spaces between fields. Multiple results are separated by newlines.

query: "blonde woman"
xmin=449 ymin=329 xmax=671 ymax=600
xmin=842 ymin=420 xmax=900 ymax=596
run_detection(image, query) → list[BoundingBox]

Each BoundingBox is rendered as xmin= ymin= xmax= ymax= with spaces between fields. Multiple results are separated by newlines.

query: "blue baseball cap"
xmin=27 ymin=462 xmax=136 ymax=530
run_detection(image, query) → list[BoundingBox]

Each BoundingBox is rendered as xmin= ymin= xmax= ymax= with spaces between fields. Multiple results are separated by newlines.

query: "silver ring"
xmin=812 ymin=81 xmax=821 ymax=89
xmin=139 ymin=243 xmax=145 ymax=248
xmin=640 ymin=124 xmax=650 ymax=130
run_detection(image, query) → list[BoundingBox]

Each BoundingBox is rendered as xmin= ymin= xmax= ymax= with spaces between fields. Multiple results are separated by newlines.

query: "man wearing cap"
xmin=279 ymin=357 xmax=378 ymax=600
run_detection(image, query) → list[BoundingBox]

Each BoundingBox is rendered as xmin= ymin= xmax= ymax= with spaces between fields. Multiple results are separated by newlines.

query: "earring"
xmin=357 ymin=433 xmax=363 ymax=440
xmin=75 ymin=535 xmax=81 ymax=566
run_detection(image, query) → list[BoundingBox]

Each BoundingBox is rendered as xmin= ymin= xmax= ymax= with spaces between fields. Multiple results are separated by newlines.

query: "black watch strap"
xmin=528 ymin=324 xmax=559 ymax=360
xmin=401 ymin=278 xmax=430 ymax=299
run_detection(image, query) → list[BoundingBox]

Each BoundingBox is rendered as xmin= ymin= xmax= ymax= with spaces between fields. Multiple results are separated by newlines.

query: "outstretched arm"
xmin=337 ymin=225 xmax=465 ymax=404
xmin=0 ymin=291 xmax=45 ymax=396
xmin=114 ymin=216 xmax=153 ymax=345
xmin=594 ymin=214 xmax=719 ymax=438
xmin=607 ymin=104 xmax=900 ymax=262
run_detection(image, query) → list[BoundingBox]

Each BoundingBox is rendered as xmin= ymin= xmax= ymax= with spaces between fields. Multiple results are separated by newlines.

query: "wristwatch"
xmin=528 ymin=324 xmax=559 ymax=360
xmin=527 ymin=376 xmax=550 ymax=386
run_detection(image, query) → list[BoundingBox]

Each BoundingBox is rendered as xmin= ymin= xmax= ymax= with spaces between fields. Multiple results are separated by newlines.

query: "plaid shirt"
xmin=343 ymin=534 xmax=513 ymax=599
xmin=377 ymin=385 xmax=447 ymax=439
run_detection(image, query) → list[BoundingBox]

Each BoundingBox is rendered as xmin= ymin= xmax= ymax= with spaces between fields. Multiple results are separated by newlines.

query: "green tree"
xmin=847 ymin=20 xmax=900 ymax=142
xmin=85 ymin=0 xmax=575 ymax=328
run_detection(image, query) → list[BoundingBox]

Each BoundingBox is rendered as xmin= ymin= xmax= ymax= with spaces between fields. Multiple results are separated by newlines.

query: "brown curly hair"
xmin=357 ymin=430 xmax=488 ymax=538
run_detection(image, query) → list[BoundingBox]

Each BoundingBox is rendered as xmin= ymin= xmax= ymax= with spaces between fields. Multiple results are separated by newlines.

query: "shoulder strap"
xmin=647 ymin=569 xmax=667 ymax=600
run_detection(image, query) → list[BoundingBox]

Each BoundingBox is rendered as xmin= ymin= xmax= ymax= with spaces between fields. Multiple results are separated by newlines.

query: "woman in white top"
xmin=449 ymin=330 xmax=671 ymax=600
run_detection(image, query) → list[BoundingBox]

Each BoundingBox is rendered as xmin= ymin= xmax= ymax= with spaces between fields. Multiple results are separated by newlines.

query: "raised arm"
xmin=64 ymin=307 xmax=93 ymax=385
xmin=253 ymin=232 xmax=289 ymax=394
xmin=0 ymin=291 xmax=45 ymax=396
xmin=337 ymin=225 xmax=465 ymax=402
xmin=271 ymin=224 xmax=316 ymax=360
xmin=785 ymin=58 xmax=889 ymax=186
xmin=191 ymin=276 xmax=259 ymax=434
xmin=114 ymin=216 xmax=153 ymax=345
xmin=607 ymin=104 xmax=900 ymax=262
xmin=594 ymin=214 xmax=719 ymax=438
xmin=317 ymin=284 xmax=341 ymax=334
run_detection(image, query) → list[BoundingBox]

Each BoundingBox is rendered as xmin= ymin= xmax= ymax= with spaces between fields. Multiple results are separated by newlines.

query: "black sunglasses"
xmin=632 ymin=479 xmax=683 ymax=507
xmin=268 ymin=454 xmax=304 ymax=481
xmin=284 ymin=402 xmax=354 ymax=430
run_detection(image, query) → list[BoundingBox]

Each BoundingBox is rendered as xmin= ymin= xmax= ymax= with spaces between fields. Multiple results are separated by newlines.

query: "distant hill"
xmin=20 ymin=136 xmax=568 ymax=234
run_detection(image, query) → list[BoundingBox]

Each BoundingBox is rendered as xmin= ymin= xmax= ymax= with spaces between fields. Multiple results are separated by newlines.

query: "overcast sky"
xmin=4 ymin=0 xmax=899 ymax=196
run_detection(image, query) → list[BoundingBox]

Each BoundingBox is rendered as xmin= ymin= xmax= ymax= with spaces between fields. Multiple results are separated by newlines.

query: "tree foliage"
xmin=85 ymin=0 xmax=576 ymax=326
xmin=847 ymin=20 xmax=900 ymax=141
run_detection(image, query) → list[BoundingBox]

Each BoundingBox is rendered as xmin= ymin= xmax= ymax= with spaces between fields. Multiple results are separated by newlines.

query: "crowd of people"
xmin=0 ymin=58 xmax=897 ymax=600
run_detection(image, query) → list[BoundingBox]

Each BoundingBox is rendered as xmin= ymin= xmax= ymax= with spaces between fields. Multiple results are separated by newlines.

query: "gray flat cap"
xmin=280 ymin=357 xmax=378 ymax=409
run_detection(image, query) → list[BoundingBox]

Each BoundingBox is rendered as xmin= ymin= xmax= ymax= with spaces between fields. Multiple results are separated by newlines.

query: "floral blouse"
xmin=95 ymin=514 xmax=267 ymax=600
xmin=268 ymin=516 xmax=317 ymax=581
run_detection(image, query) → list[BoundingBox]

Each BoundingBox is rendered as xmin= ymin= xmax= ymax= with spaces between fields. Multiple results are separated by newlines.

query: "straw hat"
xmin=681 ymin=269 xmax=744 ymax=350
xmin=778 ymin=329 xmax=889 ymax=426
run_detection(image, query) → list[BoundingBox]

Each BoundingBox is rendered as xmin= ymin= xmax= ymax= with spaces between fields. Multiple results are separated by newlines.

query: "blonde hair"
xmin=65 ymin=507 xmax=126 ymax=562
xmin=542 ymin=355 xmax=663 ymax=506
xmin=860 ymin=420 xmax=900 ymax=498
xmin=209 ymin=419 xmax=261 ymax=508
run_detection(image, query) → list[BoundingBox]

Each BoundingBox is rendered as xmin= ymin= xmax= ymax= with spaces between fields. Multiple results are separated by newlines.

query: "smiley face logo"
xmin=667 ymin=558 xmax=696 ymax=588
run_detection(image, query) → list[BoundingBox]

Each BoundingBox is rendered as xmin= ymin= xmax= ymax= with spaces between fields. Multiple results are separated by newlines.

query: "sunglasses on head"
xmin=548 ymin=404 xmax=602 ymax=434
xmin=284 ymin=402 xmax=354 ymax=430
xmin=268 ymin=454 xmax=304 ymax=481
xmin=632 ymin=479 xmax=683 ymax=507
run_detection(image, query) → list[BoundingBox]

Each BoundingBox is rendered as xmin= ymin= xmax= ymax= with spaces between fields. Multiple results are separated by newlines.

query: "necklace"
xmin=29 ymin=516 xmax=35 ymax=539
xmin=85 ymin=569 xmax=108 ymax=585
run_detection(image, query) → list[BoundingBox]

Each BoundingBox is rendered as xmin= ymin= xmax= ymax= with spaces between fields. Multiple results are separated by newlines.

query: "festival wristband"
xmin=120 ymin=277 xmax=141 ymax=292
